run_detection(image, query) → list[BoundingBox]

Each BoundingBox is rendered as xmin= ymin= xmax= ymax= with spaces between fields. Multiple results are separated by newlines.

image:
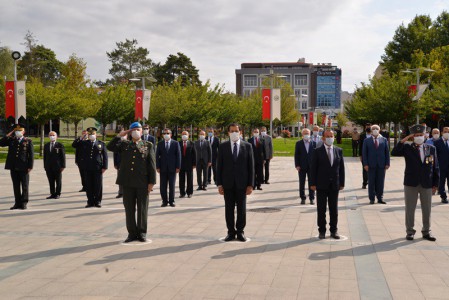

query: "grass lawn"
xmin=273 ymin=137 xmax=353 ymax=157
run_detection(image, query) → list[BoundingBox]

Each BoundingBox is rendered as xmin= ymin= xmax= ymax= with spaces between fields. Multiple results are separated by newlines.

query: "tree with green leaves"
xmin=153 ymin=52 xmax=201 ymax=86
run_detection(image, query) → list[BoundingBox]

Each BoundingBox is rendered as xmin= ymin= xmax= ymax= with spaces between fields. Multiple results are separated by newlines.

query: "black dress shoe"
xmin=187 ymin=194 xmax=192 ymax=198
xmin=224 ymin=234 xmax=235 ymax=242
xmin=79 ymin=188 xmax=86 ymax=192
xmin=85 ymin=204 xmax=93 ymax=208
xmin=196 ymin=187 xmax=203 ymax=191
xmin=161 ymin=203 xmax=168 ymax=207
xmin=369 ymin=201 xmax=375 ymax=205
xmin=300 ymin=199 xmax=306 ymax=205
xmin=256 ymin=187 xmax=263 ymax=190
xmin=310 ymin=200 xmax=315 ymax=205
xmin=115 ymin=194 xmax=123 ymax=198
xmin=46 ymin=195 xmax=55 ymax=199
xmin=331 ymin=232 xmax=340 ymax=239
xmin=169 ymin=203 xmax=176 ymax=207
xmin=124 ymin=237 xmax=136 ymax=243
xmin=10 ymin=205 xmax=19 ymax=210
xmin=236 ymin=233 xmax=247 ymax=242
xmin=95 ymin=203 xmax=102 ymax=208
xmin=179 ymin=195 xmax=186 ymax=198
xmin=202 ymin=187 xmax=207 ymax=191
xmin=20 ymin=205 xmax=27 ymax=210
xmin=423 ymin=234 xmax=436 ymax=241
xmin=265 ymin=181 xmax=270 ymax=184
xmin=362 ymin=185 xmax=367 ymax=189
xmin=54 ymin=195 xmax=60 ymax=199
xmin=318 ymin=233 xmax=325 ymax=239
xmin=406 ymin=234 xmax=414 ymax=240
xmin=442 ymin=198 xmax=448 ymax=204
xmin=378 ymin=201 xmax=387 ymax=204
xmin=137 ymin=236 xmax=147 ymax=242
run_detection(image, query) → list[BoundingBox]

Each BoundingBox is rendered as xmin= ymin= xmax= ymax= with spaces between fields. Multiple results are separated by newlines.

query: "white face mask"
xmin=433 ymin=134 xmax=440 ymax=140
xmin=89 ymin=134 xmax=96 ymax=141
xmin=414 ymin=136 xmax=425 ymax=145
xmin=253 ymin=133 xmax=259 ymax=138
xmin=312 ymin=131 xmax=319 ymax=136
xmin=303 ymin=135 xmax=310 ymax=141
xmin=49 ymin=135 xmax=56 ymax=142
xmin=182 ymin=135 xmax=188 ymax=141
xmin=208 ymin=132 xmax=213 ymax=137
xmin=15 ymin=131 xmax=23 ymax=138
xmin=143 ymin=129 xmax=149 ymax=135
xmin=199 ymin=135 xmax=205 ymax=141
xmin=325 ymin=137 xmax=334 ymax=146
xmin=164 ymin=134 xmax=170 ymax=140
xmin=131 ymin=130 xmax=141 ymax=139
xmin=261 ymin=131 xmax=267 ymax=136
xmin=443 ymin=133 xmax=449 ymax=140
xmin=230 ymin=132 xmax=240 ymax=142
xmin=372 ymin=129 xmax=379 ymax=136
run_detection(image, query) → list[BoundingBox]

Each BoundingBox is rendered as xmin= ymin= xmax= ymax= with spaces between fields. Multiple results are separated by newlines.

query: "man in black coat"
xmin=207 ymin=128 xmax=220 ymax=185
xmin=72 ymin=127 xmax=108 ymax=208
xmin=433 ymin=127 xmax=449 ymax=203
xmin=391 ymin=124 xmax=439 ymax=241
xmin=359 ymin=124 xmax=371 ymax=189
xmin=179 ymin=131 xmax=196 ymax=198
xmin=260 ymin=126 xmax=273 ymax=184
xmin=142 ymin=124 xmax=156 ymax=150
xmin=0 ymin=124 xmax=34 ymax=210
xmin=310 ymin=129 xmax=345 ymax=239
xmin=74 ymin=130 xmax=88 ymax=192
xmin=156 ymin=128 xmax=181 ymax=207
xmin=217 ymin=123 xmax=254 ymax=242
xmin=194 ymin=130 xmax=212 ymax=191
xmin=44 ymin=131 xmax=66 ymax=199
xmin=294 ymin=128 xmax=317 ymax=205
xmin=248 ymin=128 xmax=265 ymax=190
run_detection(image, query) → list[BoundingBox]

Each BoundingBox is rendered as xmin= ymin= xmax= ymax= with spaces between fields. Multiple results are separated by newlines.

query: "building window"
xmin=301 ymin=101 xmax=308 ymax=110
xmin=294 ymin=74 xmax=308 ymax=86
xmin=243 ymin=88 xmax=256 ymax=97
xmin=294 ymin=89 xmax=308 ymax=99
xmin=279 ymin=74 xmax=291 ymax=86
xmin=243 ymin=75 xmax=258 ymax=87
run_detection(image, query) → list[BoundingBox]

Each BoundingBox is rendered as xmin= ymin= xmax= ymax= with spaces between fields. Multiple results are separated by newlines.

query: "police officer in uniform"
xmin=72 ymin=127 xmax=108 ymax=208
xmin=391 ymin=124 xmax=439 ymax=241
xmin=108 ymin=122 xmax=156 ymax=243
xmin=0 ymin=124 xmax=34 ymax=210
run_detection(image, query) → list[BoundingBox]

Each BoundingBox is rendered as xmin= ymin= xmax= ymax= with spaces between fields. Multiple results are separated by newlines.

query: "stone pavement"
xmin=1 ymin=154 xmax=449 ymax=299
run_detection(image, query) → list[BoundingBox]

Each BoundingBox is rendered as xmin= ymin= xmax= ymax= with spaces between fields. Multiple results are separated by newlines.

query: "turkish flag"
xmin=408 ymin=85 xmax=417 ymax=97
xmin=262 ymin=89 xmax=270 ymax=120
xmin=135 ymin=90 xmax=143 ymax=120
xmin=308 ymin=112 xmax=314 ymax=125
xmin=5 ymin=81 xmax=15 ymax=118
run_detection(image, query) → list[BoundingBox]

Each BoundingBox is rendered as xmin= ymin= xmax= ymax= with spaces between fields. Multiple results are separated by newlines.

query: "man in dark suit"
xmin=207 ymin=128 xmax=220 ymax=185
xmin=359 ymin=124 xmax=371 ymax=189
xmin=248 ymin=128 xmax=265 ymax=190
xmin=260 ymin=126 xmax=273 ymax=184
xmin=391 ymin=124 xmax=439 ymax=241
xmin=142 ymin=124 xmax=156 ymax=148
xmin=362 ymin=124 xmax=390 ymax=204
xmin=107 ymin=122 xmax=156 ymax=243
xmin=0 ymin=124 xmax=34 ymax=210
xmin=44 ymin=131 xmax=66 ymax=199
xmin=217 ymin=123 xmax=254 ymax=242
xmin=72 ymin=127 xmax=108 ymax=208
xmin=156 ymin=128 xmax=181 ymax=207
xmin=434 ymin=127 xmax=449 ymax=203
xmin=179 ymin=131 xmax=196 ymax=198
xmin=74 ymin=130 xmax=88 ymax=192
xmin=310 ymin=129 xmax=345 ymax=239
xmin=194 ymin=130 xmax=212 ymax=191
xmin=294 ymin=128 xmax=316 ymax=205
xmin=113 ymin=135 xmax=127 ymax=199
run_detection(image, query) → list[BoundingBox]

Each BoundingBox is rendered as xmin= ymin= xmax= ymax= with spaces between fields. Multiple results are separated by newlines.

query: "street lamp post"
xmin=260 ymin=68 xmax=285 ymax=138
xmin=129 ymin=76 xmax=156 ymax=125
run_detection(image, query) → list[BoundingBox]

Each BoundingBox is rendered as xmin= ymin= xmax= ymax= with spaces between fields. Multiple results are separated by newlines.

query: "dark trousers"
xmin=361 ymin=160 xmax=368 ymax=186
xmin=78 ymin=166 xmax=86 ymax=190
xmin=160 ymin=171 xmax=176 ymax=204
xmin=123 ymin=187 xmax=149 ymax=238
xmin=179 ymin=169 xmax=193 ymax=196
xmin=254 ymin=162 xmax=264 ymax=188
xmin=368 ymin=167 xmax=385 ymax=202
xmin=264 ymin=159 xmax=270 ymax=182
xmin=352 ymin=140 xmax=359 ymax=156
xmin=317 ymin=188 xmax=339 ymax=234
xmin=196 ymin=161 xmax=208 ymax=188
xmin=224 ymin=188 xmax=246 ymax=235
xmin=85 ymin=170 xmax=103 ymax=206
xmin=299 ymin=169 xmax=315 ymax=200
xmin=46 ymin=169 xmax=62 ymax=196
xmin=207 ymin=161 xmax=217 ymax=184
xmin=438 ymin=168 xmax=449 ymax=199
xmin=10 ymin=170 xmax=29 ymax=206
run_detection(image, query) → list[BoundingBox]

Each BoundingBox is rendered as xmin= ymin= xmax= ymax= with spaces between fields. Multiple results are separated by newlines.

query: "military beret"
xmin=410 ymin=124 xmax=425 ymax=134
xmin=86 ymin=127 xmax=97 ymax=134
xmin=12 ymin=123 xmax=25 ymax=131
xmin=130 ymin=122 xmax=142 ymax=129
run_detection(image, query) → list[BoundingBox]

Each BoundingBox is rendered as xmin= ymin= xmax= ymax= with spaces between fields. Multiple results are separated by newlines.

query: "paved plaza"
xmin=1 ymin=154 xmax=449 ymax=299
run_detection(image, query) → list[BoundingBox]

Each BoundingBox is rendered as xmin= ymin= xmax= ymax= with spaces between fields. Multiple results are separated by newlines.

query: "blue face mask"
xmin=208 ymin=132 xmax=213 ymax=137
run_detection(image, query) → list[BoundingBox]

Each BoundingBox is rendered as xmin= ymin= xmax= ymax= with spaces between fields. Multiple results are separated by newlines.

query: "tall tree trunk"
xmin=40 ymin=124 xmax=45 ymax=157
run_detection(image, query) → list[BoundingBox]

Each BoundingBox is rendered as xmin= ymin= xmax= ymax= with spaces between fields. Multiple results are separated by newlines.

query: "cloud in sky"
xmin=0 ymin=0 xmax=447 ymax=92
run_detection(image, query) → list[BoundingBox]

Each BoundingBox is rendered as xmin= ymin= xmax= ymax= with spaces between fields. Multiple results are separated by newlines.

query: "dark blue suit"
xmin=362 ymin=136 xmax=390 ymax=203
xmin=156 ymin=139 xmax=181 ymax=205
xmin=433 ymin=138 xmax=449 ymax=199
xmin=294 ymin=139 xmax=316 ymax=202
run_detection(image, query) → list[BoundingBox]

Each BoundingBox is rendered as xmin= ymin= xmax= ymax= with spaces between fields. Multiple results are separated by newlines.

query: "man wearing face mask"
xmin=44 ymin=131 xmax=66 ymax=199
xmin=74 ymin=130 xmax=88 ymax=192
xmin=311 ymin=125 xmax=323 ymax=147
xmin=391 ymin=124 xmax=439 ymax=241
xmin=362 ymin=125 xmax=390 ymax=204
xmin=426 ymin=128 xmax=440 ymax=146
xmin=72 ymin=127 xmax=108 ymax=208
xmin=156 ymin=128 xmax=181 ymax=207
xmin=194 ymin=130 xmax=212 ymax=191
xmin=295 ymin=128 xmax=316 ymax=205
xmin=107 ymin=122 xmax=156 ymax=243
xmin=359 ymin=123 xmax=371 ymax=189
xmin=310 ymin=130 xmax=345 ymax=239
xmin=248 ymin=128 xmax=265 ymax=190
xmin=207 ymin=128 xmax=220 ymax=185
xmin=141 ymin=124 xmax=156 ymax=148
xmin=179 ymin=131 xmax=196 ymax=198
xmin=0 ymin=124 xmax=34 ymax=210
xmin=260 ymin=126 xmax=273 ymax=184
xmin=217 ymin=123 xmax=254 ymax=242
xmin=433 ymin=127 xmax=449 ymax=203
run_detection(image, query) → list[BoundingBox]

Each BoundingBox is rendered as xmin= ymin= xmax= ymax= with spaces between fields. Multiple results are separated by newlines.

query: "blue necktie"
xmin=233 ymin=142 xmax=237 ymax=162
xmin=165 ymin=142 xmax=169 ymax=152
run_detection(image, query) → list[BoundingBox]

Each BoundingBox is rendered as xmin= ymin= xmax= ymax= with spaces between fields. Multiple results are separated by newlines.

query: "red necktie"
xmin=374 ymin=138 xmax=378 ymax=149
xmin=183 ymin=141 xmax=187 ymax=156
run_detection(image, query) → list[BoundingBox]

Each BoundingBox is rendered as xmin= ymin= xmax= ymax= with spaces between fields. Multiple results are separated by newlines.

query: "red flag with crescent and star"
xmin=5 ymin=81 xmax=15 ymax=119
xmin=262 ymin=89 xmax=270 ymax=120
xmin=308 ymin=112 xmax=314 ymax=125
xmin=135 ymin=90 xmax=143 ymax=120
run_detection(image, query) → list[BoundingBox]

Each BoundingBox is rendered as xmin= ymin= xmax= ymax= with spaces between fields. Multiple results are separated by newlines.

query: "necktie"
xmin=419 ymin=146 xmax=424 ymax=162
xmin=327 ymin=147 xmax=332 ymax=166
xmin=374 ymin=138 xmax=378 ymax=149
xmin=256 ymin=137 xmax=259 ymax=147
xmin=50 ymin=142 xmax=54 ymax=152
xmin=200 ymin=141 xmax=203 ymax=148
xmin=166 ymin=142 xmax=169 ymax=152
xmin=446 ymin=140 xmax=449 ymax=149
xmin=183 ymin=141 xmax=187 ymax=156
xmin=233 ymin=142 xmax=237 ymax=162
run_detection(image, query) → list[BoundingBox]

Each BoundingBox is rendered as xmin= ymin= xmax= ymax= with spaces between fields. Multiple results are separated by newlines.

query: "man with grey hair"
xmin=194 ymin=130 xmax=212 ymax=191
xmin=44 ymin=131 xmax=66 ymax=199
xmin=426 ymin=128 xmax=440 ymax=146
xmin=294 ymin=128 xmax=316 ymax=204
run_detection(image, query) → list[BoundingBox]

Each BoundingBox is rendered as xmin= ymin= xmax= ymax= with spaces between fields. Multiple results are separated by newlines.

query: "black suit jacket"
xmin=391 ymin=142 xmax=439 ymax=188
xmin=0 ymin=136 xmax=34 ymax=171
xmin=248 ymin=137 xmax=265 ymax=165
xmin=216 ymin=140 xmax=254 ymax=190
xmin=72 ymin=139 xmax=108 ymax=171
xmin=44 ymin=141 xmax=66 ymax=172
xmin=208 ymin=136 xmax=220 ymax=163
xmin=194 ymin=140 xmax=212 ymax=165
xmin=294 ymin=139 xmax=317 ymax=171
xmin=179 ymin=140 xmax=196 ymax=171
xmin=433 ymin=138 xmax=449 ymax=170
xmin=310 ymin=146 xmax=345 ymax=190
xmin=156 ymin=139 xmax=181 ymax=172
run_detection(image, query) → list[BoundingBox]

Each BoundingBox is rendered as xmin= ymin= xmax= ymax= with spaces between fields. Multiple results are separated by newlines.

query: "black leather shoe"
xmin=362 ymin=185 xmax=367 ymax=189
xmin=46 ymin=195 xmax=55 ymax=199
xmin=423 ymin=234 xmax=436 ymax=241
xmin=179 ymin=195 xmax=185 ymax=198
xmin=318 ymin=233 xmax=325 ymax=239
xmin=369 ymin=201 xmax=375 ymax=205
xmin=85 ymin=204 xmax=93 ymax=208
xmin=137 ymin=236 xmax=147 ymax=242
xmin=378 ymin=201 xmax=387 ymax=204
xmin=20 ymin=205 xmax=27 ymax=210
xmin=54 ymin=195 xmax=60 ymax=199
xmin=406 ymin=234 xmax=414 ymax=240
xmin=196 ymin=187 xmax=203 ymax=191
xmin=224 ymin=234 xmax=235 ymax=242
xmin=310 ymin=200 xmax=315 ymax=205
xmin=442 ymin=198 xmax=448 ymax=204
xmin=115 ymin=194 xmax=122 ymax=198
xmin=79 ymin=188 xmax=85 ymax=192
xmin=331 ymin=232 xmax=340 ymax=239
xmin=124 ymin=237 xmax=136 ymax=243
xmin=202 ymin=187 xmax=207 ymax=191
xmin=237 ymin=233 xmax=247 ymax=242
xmin=300 ymin=199 xmax=306 ymax=205
xmin=187 ymin=194 xmax=192 ymax=198
xmin=169 ymin=203 xmax=176 ymax=207
xmin=256 ymin=187 xmax=263 ymax=190
xmin=95 ymin=203 xmax=102 ymax=208
xmin=161 ymin=203 xmax=168 ymax=207
xmin=265 ymin=181 xmax=270 ymax=184
xmin=10 ymin=205 xmax=19 ymax=210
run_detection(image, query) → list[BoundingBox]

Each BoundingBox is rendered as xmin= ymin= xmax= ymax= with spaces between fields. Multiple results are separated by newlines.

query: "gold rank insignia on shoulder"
xmin=98 ymin=144 xmax=102 ymax=149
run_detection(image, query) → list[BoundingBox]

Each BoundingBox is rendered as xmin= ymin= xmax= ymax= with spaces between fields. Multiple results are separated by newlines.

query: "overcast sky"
xmin=0 ymin=0 xmax=447 ymax=93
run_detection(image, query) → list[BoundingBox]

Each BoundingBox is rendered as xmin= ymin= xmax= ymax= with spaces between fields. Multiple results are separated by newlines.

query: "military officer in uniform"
xmin=107 ymin=122 xmax=156 ymax=243
xmin=72 ymin=127 xmax=108 ymax=208
xmin=0 ymin=124 xmax=34 ymax=210
xmin=391 ymin=124 xmax=439 ymax=241
xmin=74 ymin=130 xmax=88 ymax=192
xmin=44 ymin=131 xmax=66 ymax=199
